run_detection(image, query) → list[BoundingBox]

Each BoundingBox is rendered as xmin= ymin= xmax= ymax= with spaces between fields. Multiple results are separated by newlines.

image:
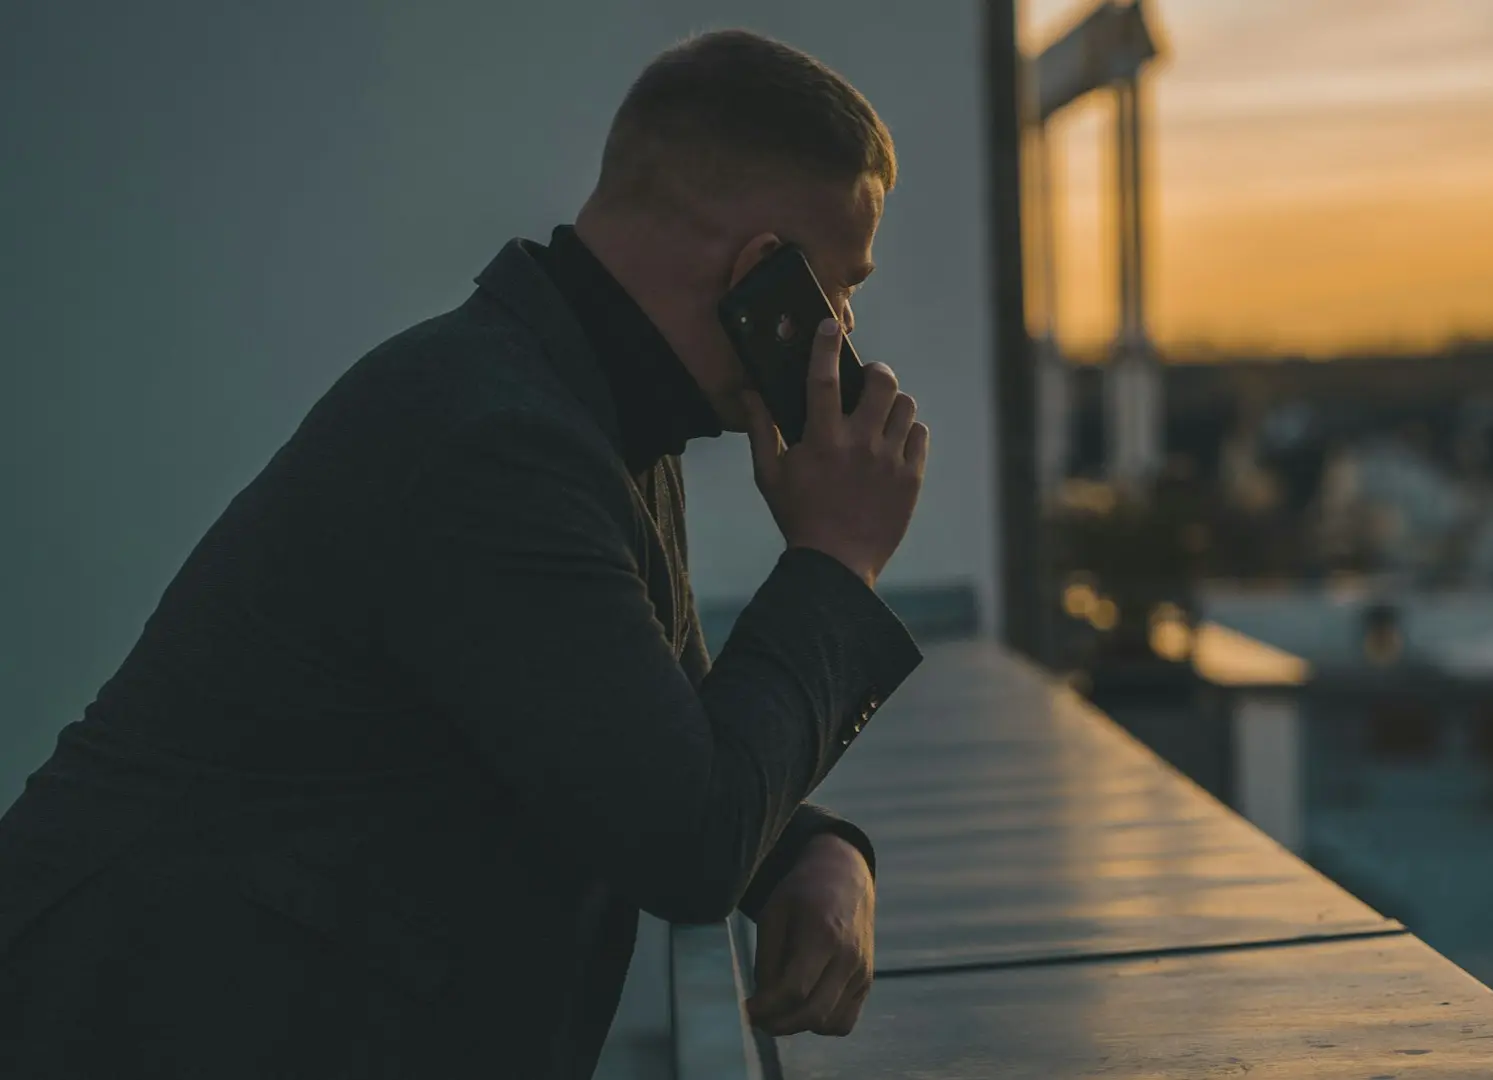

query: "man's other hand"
xmin=745 ymin=832 xmax=875 ymax=1037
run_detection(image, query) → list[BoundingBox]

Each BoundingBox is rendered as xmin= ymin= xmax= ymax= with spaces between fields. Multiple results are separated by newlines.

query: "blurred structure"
xmin=1016 ymin=0 xmax=1493 ymax=1005
xmin=1025 ymin=0 xmax=1164 ymax=502
xmin=1051 ymin=338 xmax=1493 ymax=987
xmin=1062 ymin=342 xmax=1493 ymax=589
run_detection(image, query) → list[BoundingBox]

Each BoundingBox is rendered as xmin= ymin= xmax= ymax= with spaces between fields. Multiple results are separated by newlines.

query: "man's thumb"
xmin=743 ymin=391 xmax=783 ymax=482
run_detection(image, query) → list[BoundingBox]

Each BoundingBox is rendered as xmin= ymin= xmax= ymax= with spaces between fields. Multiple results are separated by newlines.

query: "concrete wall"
xmin=0 ymin=0 xmax=997 ymax=807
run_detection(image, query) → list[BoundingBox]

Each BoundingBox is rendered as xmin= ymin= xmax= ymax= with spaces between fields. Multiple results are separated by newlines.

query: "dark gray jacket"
xmin=0 ymin=239 xmax=923 ymax=1079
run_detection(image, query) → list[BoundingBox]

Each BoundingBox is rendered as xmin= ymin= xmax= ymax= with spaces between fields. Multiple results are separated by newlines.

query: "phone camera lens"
xmin=775 ymin=314 xmax=795 ymax=342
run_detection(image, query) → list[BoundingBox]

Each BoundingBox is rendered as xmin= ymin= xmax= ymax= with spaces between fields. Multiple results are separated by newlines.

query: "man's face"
xmin=707 ymin=172 xmax=884 ymax=432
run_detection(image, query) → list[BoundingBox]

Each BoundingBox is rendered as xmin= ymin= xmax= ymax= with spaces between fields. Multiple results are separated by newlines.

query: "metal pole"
xmin=1117 ymin=79 xmax=1137 ymax=350
xmin=1106 ymin=75 xmax=1159 ymax=495
xmin=1129 ymin=74 xmax=1163 ymax=482
xmin=1127 ymin=77 xmax=1145 ymax=347
xmin=1039 ymin=128 xmax=1060 ymax=350
xmin=1035 ymin=124 xmax=1070 ymax=508
xmin=1107 ymin=78 xmax=1134 ymax=491
xmin=985 ymin=0 xmax=1043 ymax=660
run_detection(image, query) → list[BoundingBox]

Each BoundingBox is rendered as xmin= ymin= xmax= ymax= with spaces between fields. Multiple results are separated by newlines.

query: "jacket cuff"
xmin=781 ymin=547 xmax=924 ymax=694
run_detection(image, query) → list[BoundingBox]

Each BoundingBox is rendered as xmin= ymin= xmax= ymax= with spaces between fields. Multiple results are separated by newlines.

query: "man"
xmin=0 ymin=28 xmax=928 ymax=1079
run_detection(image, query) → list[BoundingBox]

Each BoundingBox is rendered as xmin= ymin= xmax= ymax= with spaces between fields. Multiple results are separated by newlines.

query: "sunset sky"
xmin=1024 ymin=0 xmax=1493 ymax=356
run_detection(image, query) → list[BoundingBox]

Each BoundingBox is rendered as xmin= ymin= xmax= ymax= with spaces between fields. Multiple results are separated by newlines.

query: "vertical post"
xmin=1034 ymin=125 xmax=1070 ymax=507
xmin=1038 ymin=127 xmax=1060 ymax=350
xmin=1126 ymin=74 xmax=1162 ymax=484
xmin=1106 ymin=78 xmax=1135 ymax=493
xmin=1126 ymin=75 xmax=1145 ymax=354
xmin=1105 ymin=75 xmax=1162 ymax=496
xmin=1117 ymin=79 xmax=1138 ymax=353
xmin=985 ymin=0 xmax=1043 ymax=660
xmin=1231 ymin=694 xmax=1305 ymax=853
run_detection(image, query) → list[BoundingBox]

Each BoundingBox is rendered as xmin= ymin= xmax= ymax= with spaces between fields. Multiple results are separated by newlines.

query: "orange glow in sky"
xmin=1025 ymin=0 xmax=1493 ymax=355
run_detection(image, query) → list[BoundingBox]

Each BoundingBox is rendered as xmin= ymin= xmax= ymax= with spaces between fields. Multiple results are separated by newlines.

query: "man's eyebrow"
xmin=848 ymin=262 xmax=876 ymax=287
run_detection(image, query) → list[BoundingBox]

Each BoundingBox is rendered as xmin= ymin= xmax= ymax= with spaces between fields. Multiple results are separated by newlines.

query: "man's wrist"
xmin=799 ymin=819 xmax=877 ymax=882
xmin=803 ymin=831 xmax=870 ymax=874
xmin=786 ymin=543 xmax=877 ymax=590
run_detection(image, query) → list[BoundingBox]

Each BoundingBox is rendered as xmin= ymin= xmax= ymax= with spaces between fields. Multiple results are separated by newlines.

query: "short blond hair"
xmin=596 ymin=29 xmax=896 ymax=207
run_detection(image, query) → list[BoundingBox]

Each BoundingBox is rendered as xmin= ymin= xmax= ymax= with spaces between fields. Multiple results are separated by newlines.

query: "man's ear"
xmin=727 ymin=232 xmax=783 ymax=289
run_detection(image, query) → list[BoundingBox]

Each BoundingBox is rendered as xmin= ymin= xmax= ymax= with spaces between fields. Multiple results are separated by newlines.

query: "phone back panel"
xmin=717 ymin=245 xmax=865 ymax=445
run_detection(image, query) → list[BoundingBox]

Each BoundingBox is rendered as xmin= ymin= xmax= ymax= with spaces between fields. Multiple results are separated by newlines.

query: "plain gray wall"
xmin=1 ymin=1 xmax=997 ymax=809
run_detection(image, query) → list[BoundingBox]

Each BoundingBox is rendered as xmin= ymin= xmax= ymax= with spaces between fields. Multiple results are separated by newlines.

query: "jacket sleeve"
xmin=381 ymin=411 xmax=921 ymax=925
xmin=677 ymin=575 xmax=878 ymax=919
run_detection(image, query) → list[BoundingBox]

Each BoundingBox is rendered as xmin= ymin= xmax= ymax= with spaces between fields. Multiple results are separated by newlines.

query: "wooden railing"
xmin=658 ymin=638 xmax=1493 ymax=1078
xmin=669 ymin=916 xmax=768 ymax=1080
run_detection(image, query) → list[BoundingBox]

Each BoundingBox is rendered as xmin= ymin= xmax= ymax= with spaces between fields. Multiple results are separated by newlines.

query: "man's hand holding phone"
xmin=744 ymin=318 xmax=928 ymax=589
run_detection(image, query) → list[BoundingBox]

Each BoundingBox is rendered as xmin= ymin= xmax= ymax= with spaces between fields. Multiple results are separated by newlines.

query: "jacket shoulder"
xmin=291 ymin=293 xmax=615 ymax=487
xmin=349 ymin=296 xmax=586 ymax=429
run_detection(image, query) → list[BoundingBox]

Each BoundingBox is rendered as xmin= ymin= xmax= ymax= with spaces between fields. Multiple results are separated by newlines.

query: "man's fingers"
xmin=748 ymin=957 xmax=829 ymax=1026
xmin=742 ymin=390 xmax=784 ymax=485
xmin=815 ymin=969 xmax=872 ymax=1037
xmin=750 ymin=903 xmax=790 ymax=999
xmin=904 ymin=420 xmax=930 ymax=473
xmin=883 ymin=391 xmax=917 ymax=450
xmin=747 ymin=933 xmax=832 ymax=1026
xmin=754 ymin=951 xmax=864 ymax=1037
xmin=849 ymin=363 xmax=898 ymax=441
xmin=802 ymin=318 xmax=844 ymax=441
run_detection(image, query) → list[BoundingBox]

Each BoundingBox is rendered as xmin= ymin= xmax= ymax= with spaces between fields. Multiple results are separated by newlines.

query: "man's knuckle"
xmin=816 ymin=911 xmax=848 ymax=936
xmin=814 ymin=1007 xmax=852 ymax=1035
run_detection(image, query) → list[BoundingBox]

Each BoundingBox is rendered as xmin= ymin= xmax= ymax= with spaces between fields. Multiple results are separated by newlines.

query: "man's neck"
xmin=534 ymin=223 xmax=722 ymax=473
xmin=572 ymin=202 xmax=729 ymax=411
xmin=572 ymin=205 xmax=683 ymax=330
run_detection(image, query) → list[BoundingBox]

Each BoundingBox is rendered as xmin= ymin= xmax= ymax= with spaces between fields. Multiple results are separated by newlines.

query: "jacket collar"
xmin=469 ymin=238 xmax=624 ymax=453
xmin=534 ymin=226 xmax=723 ymax=474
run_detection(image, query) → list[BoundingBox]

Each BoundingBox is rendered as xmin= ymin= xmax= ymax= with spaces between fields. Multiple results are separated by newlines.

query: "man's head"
xmin=574 ymin=29 xmax=896 ymax=431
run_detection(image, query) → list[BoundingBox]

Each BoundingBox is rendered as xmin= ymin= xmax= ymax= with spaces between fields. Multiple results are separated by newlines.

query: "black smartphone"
xmin=717 ymin=244 xmax=866 ymax=445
